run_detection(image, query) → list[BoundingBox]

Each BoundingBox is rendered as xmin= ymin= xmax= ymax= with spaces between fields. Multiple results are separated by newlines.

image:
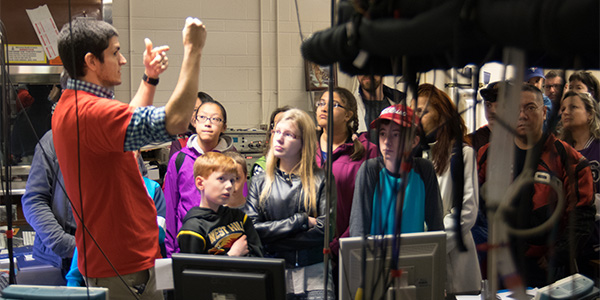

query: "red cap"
xmin=370 ymin=104 xmax=418 ymax=129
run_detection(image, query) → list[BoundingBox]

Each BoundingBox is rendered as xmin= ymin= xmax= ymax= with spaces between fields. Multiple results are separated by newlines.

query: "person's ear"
xmin=84 ymin=52 xmax=99 ymax=73
xmin=195 ymin=175 xmax=205 ymax=191
xmin=411 ymin=134 xmax=420 ymax=149
xmin=345 ymin=110 xmax=353 ymax=122
xmin=543 ymin=105 xmax=547 ymax=121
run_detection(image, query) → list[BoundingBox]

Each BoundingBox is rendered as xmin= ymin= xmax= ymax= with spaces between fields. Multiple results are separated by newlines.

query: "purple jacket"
xmin=315 ymin=134 xmax=378 ymax=255
xmin=164 ymin=135 xmax=235 ymax=256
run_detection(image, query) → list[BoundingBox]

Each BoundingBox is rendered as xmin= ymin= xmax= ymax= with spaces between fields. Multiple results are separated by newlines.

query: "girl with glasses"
xmin=314 ymin=87 xmax=378 ymax=295
xmin=164 ymin=99 xmax=237 ymax=257
xmin=245 ymin=108 xmax=336 ymax=299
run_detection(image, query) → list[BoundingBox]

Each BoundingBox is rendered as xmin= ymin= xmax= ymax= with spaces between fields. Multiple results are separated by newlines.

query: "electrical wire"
xmin=64 ymin=3 xmax=140 ymax=297
xmin=0 ymin=19 xmax=17 ymax=285
xmin=0 ymin=3 xmax=150 ymax=298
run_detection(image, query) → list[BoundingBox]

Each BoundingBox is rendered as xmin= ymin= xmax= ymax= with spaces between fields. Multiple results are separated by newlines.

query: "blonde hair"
xmin=193 ymin=152 xmax=237 ymax=178
xmin=260 ymin=109 xmax=319 ymax=216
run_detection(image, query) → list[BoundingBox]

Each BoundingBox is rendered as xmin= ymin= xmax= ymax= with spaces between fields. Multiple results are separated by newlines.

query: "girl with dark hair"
xmin=414 ymin=83 xmax=481 ymax=294
xmin=164 ymin=99 xmax=236 ymax=256
xmin=245 ymin=109 xmax=335 ymax=299
xmin=315 ymin=87 xmax=378 ymax=255
xmin=168 ymin=91 xmax=214 ymax=159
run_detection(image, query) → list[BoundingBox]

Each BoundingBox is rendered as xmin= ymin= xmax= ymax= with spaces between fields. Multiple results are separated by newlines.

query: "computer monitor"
xmin=171 ymin=253 xmax=286 ymax=300
xmin=0 ymin=285 xmax=108 ymax=299
xmin=339 ymin=231 xmax=446 ymax=300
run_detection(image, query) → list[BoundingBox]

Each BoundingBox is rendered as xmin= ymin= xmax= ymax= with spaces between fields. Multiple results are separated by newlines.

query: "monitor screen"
xmin=339 ymin=231 xmax=446 ymax=300
xmin=0 ymin=285 xmax=108 ymax=300
xmin=171 ymin=253 xmax=286 ymax=300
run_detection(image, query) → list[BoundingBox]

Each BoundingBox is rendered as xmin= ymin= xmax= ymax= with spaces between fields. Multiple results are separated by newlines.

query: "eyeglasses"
xmin=196 ymin=115 xmax=223 ymax=124
xmin=315 ymin=100 xmax=345 ymax=109
xmin=519 ymin=104 xmax=541 ymax=114
xmin=271 ymin=129 xmax=297 ymax=140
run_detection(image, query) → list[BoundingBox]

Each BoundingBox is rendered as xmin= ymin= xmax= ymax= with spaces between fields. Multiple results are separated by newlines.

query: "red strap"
xmin=5 ymin=230 xmax=14 ymax=239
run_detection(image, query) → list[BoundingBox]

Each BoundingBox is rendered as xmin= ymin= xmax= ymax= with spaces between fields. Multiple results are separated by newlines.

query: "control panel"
xmin=226 ymin=129 xmax=268 ymax=154
xmin=225 ymin=129 xmax=268 ymax=178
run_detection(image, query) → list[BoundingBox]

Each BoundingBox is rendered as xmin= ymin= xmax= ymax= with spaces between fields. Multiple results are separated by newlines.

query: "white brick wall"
xmin=113 ymin=0 xmax=336 ymax=129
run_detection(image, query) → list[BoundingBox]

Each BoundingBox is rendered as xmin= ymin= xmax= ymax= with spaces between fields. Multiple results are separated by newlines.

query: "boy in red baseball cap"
xmin=349 ymin=104 xmax=444 ymax=236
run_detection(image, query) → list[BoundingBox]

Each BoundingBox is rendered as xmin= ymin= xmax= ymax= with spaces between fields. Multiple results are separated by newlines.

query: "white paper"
xmin=154 ymin=258 xmax=174 ymax=290
xmin=25 ymin=5 xmax=60 ymax=59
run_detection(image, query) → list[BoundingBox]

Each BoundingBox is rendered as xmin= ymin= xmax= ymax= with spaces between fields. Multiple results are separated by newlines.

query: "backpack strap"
xmin=175 ymin=151 xmax=187 ymax=173
xmin=479 ymin=147 xmax=488 ymax=165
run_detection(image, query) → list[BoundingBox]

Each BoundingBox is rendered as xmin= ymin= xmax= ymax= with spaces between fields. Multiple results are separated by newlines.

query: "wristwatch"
xmin=142 ymin=73 xmax=159 ymax=86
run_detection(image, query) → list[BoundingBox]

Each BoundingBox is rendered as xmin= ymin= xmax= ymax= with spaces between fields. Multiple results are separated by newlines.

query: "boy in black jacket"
xmin=177 ymin=152 xmax=263 ymax=257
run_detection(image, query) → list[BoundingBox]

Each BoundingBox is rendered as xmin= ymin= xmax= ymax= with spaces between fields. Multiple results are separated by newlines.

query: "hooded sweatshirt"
xmin=164 ymin=134 xmax=235 ymax=256
xmin=178 ymin=205 xmax=263 ymax=256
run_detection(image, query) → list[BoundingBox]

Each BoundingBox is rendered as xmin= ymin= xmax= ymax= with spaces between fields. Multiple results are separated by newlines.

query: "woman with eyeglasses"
xmin=245 ymin=108 xmax=336 ymax=299
xmin=314 ymin=87 xmax=378 ymax=291
xmin=164 ymin=99 xmax=236 ymax=257
xmin=413 ymin=84 xmax=481 ymax=294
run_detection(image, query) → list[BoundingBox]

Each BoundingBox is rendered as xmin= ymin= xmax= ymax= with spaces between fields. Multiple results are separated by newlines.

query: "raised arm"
xmin=130 ymin=38 xmax=170 ymax=108
xmin=164 ymin=17 xmax=207 ymax=135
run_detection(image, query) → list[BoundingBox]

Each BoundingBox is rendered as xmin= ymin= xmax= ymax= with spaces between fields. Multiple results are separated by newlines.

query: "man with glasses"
xmin=544 ymin=71 xmax=565 ymax=107
xmin=476 ymin=84 xmax=595 ymax=287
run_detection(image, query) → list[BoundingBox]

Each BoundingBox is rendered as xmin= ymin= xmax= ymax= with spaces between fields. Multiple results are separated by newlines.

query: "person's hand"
xmin=182 ymin=17 xmax=207 ymax=53
xmin=228 ymin=235 xmax=249 ymax=256
xmin=308 ymin=216 xmax=317 ymax=228
xmin=48 ymin=85 xmax=61 ymax=102
xmin=143 ymin=38 xmax=170 ymax=79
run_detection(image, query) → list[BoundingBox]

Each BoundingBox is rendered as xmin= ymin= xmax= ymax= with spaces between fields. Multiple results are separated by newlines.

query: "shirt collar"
xmin=66 ymin=78 xmax=115 ymax=99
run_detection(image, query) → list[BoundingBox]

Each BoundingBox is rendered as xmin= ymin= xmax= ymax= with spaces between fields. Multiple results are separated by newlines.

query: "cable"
xmin=0 ymin=19 xmax=17 ymax=285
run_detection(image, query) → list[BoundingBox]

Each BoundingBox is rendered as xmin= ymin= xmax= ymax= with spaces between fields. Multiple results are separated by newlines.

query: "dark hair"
xmin=188 ymin=92 xmax=214 ymax=132
xmin=58 ymin=19 xmax=119 ymax=79
xmin=545 ymin=70 xmax=564 ymax=80
xmin=264 ymin=106 xmax=293 ymax=155
xmin=269 ymin=106 xmax=293 ymax=132
xmin=331 ymin=87 xmax=365 ymax=161
xmin=417 ymin=84 xmax=468 ymax=175
xmin=195 ymin=99 xmax=227 ymax=125
xmin=521 ymin=83 xmax=544 ymax=104
xmin=569 ymin=71 xmax=600 ymax=102
xmin=197 ymin=91 xmax=214 ymax=102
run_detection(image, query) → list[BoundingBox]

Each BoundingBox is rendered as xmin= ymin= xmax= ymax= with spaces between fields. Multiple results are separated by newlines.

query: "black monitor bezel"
xmin=172 ymin=253 xmax=286 ymax=300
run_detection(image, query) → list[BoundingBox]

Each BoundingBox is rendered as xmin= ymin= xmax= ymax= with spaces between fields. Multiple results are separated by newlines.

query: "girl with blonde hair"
xmin=245 ymin=108 xmax=335 ymax=299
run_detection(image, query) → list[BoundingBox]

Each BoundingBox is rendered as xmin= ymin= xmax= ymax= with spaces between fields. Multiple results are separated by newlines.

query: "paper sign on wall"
xmin=25 ymin=5 xmax=60 ymax=60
